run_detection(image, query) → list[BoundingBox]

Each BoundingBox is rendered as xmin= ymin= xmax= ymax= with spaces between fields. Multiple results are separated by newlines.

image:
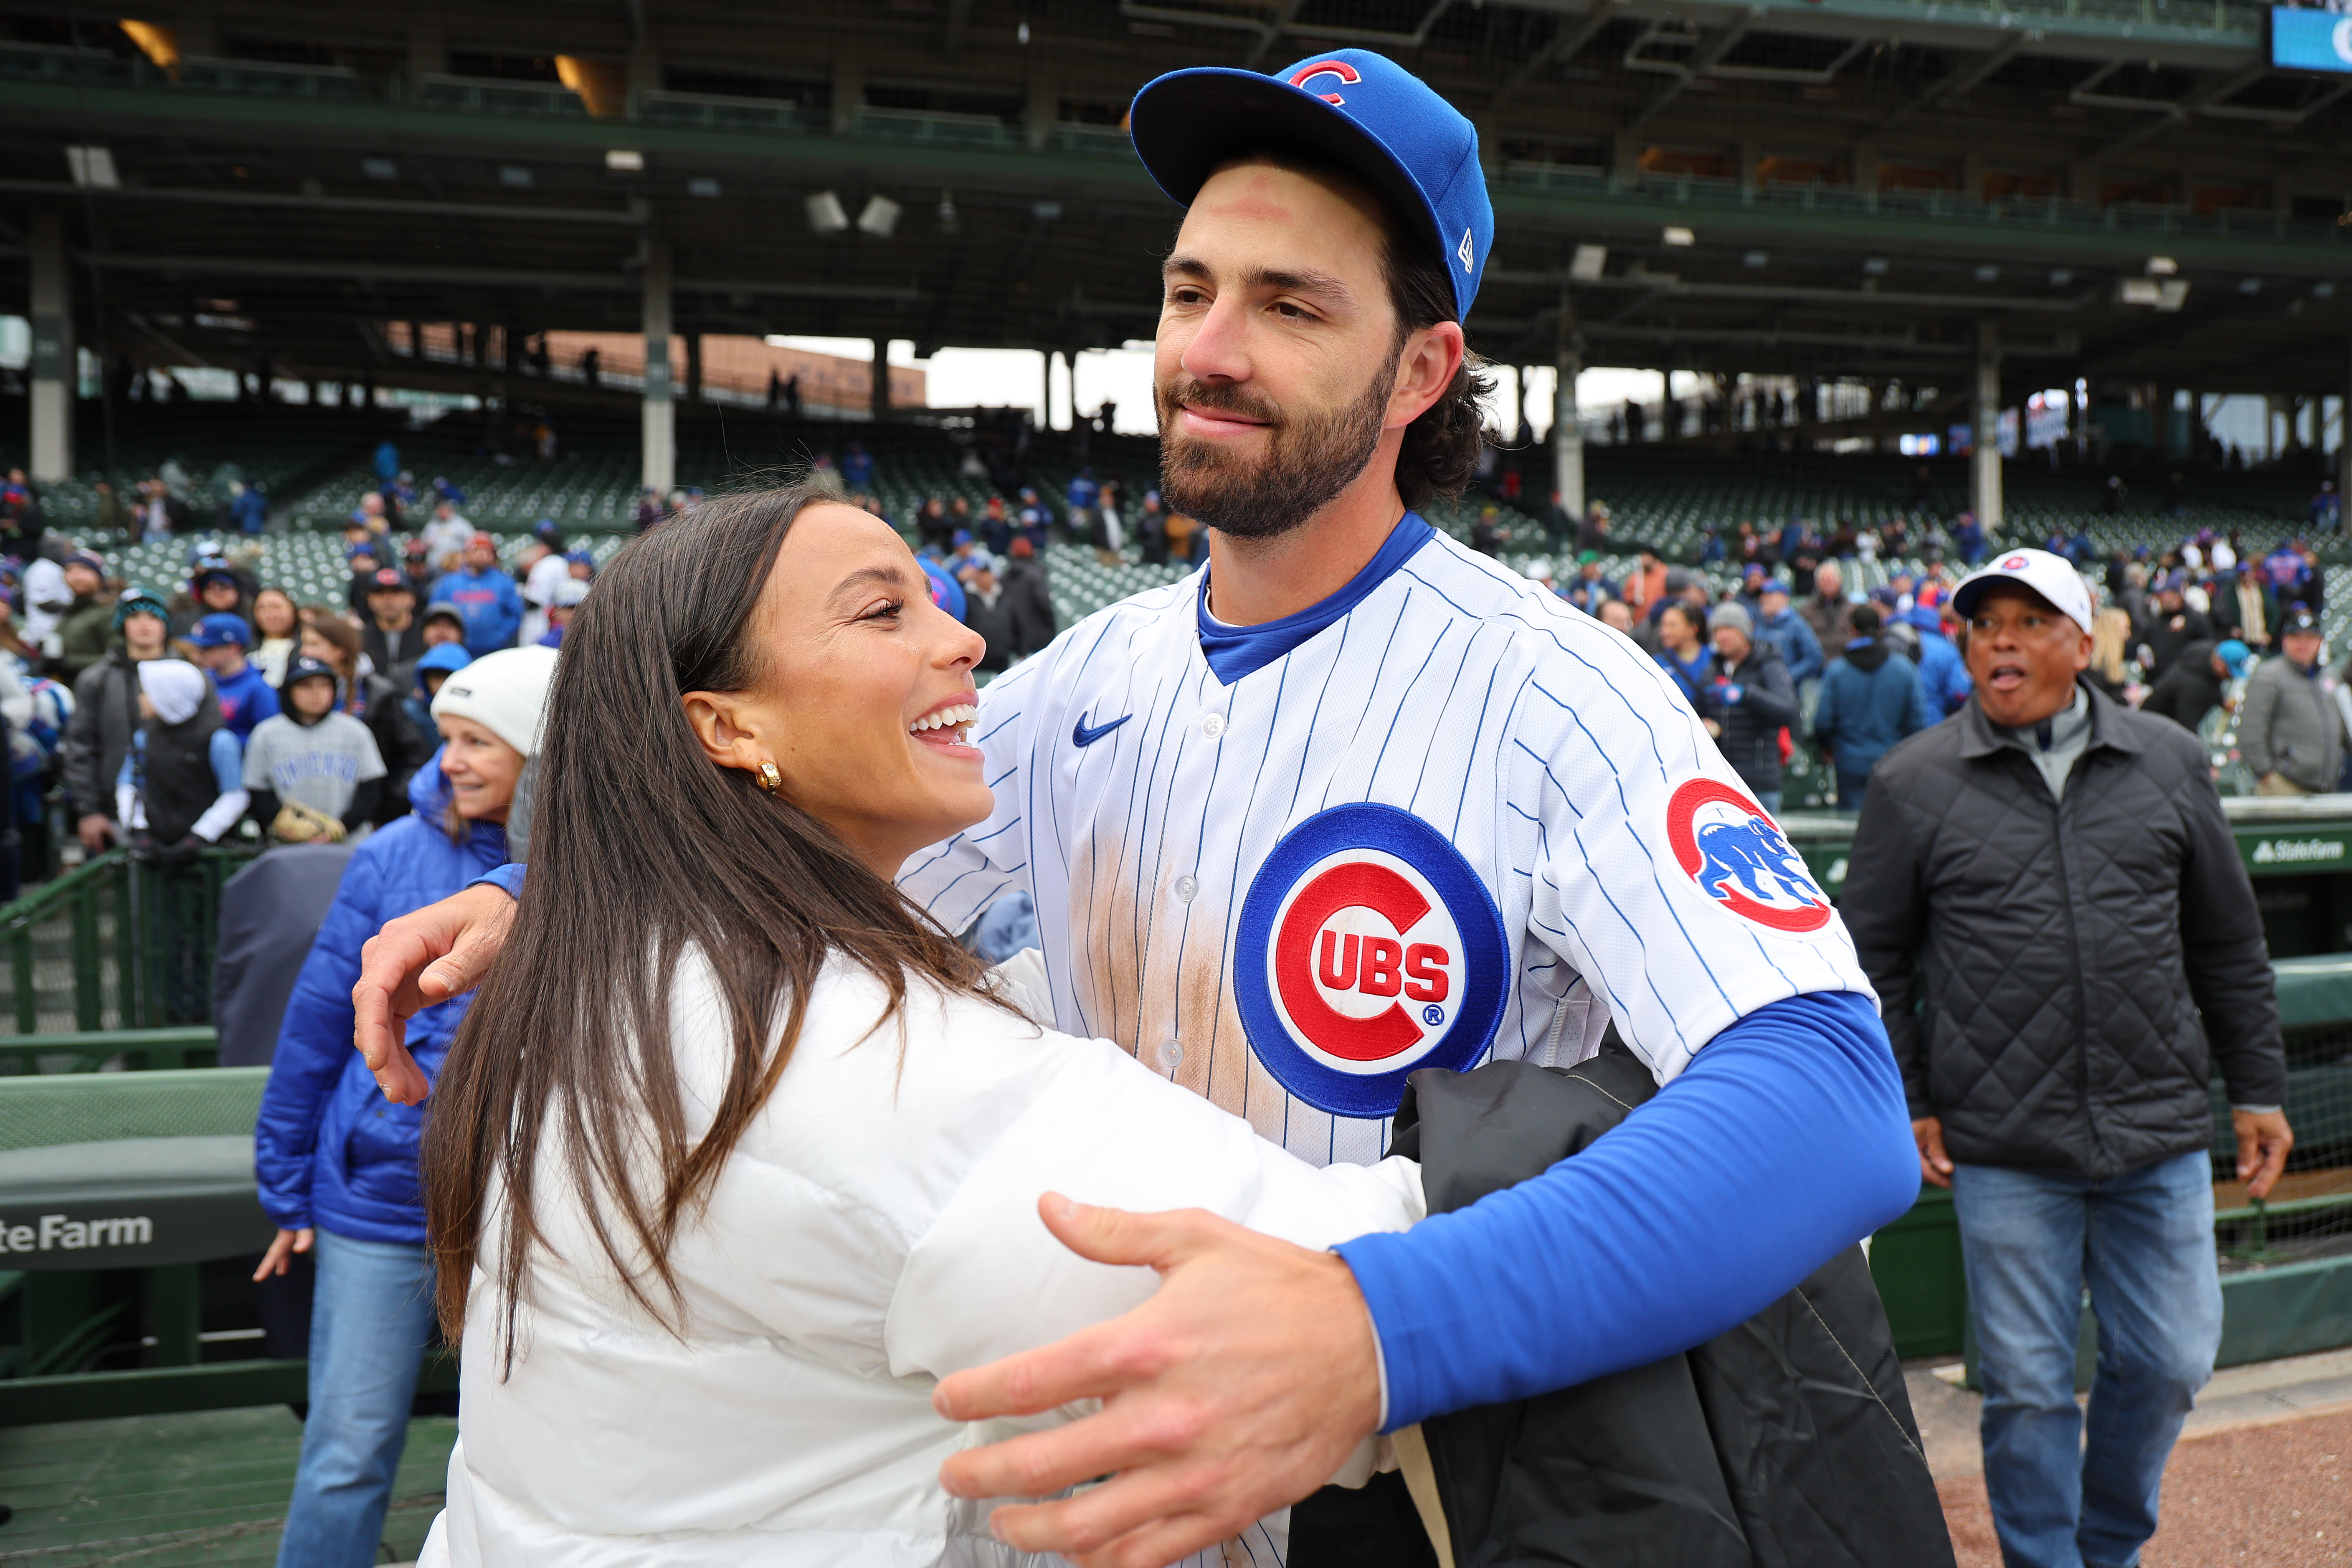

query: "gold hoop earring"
xmin=755 ymin=760 xmax=783 ymax=796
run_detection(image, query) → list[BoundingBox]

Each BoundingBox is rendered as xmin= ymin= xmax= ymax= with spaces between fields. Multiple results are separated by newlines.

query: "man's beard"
xmin=1155 ymin=365 xmax=1391 ymax=542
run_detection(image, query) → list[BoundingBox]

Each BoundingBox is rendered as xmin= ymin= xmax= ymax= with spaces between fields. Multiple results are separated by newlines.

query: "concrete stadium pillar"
xmin=1971 ymin=321 xmax=2003 ymax=535
xmin=28 ymin=210 xmax=73 ymax=484
xmin=641 ymin=242 xmax=675 ymax=496
xmin=870 ymin=339 xmax=890 ymax=422
xmin=1553 ymin=288 xmax=1585 ymax=525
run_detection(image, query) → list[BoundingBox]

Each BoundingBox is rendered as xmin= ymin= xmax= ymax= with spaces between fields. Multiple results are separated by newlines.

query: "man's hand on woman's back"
xmin=351 ymin=881 xmax=517 ymax=1104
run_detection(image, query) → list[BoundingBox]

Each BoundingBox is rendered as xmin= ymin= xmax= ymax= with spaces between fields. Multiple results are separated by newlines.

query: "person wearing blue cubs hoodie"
xmin=252 ymin=644 xmax=557 ymax=1568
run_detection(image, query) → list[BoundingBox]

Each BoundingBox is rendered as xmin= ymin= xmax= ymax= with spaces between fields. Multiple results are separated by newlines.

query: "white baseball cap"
xmin=1950 ymin=548 xmax=2096 ymax=635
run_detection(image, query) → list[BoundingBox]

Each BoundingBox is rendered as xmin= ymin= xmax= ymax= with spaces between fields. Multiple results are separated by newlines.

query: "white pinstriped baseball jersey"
xmin=900 ymin=516 xmax=1875 ymax=1170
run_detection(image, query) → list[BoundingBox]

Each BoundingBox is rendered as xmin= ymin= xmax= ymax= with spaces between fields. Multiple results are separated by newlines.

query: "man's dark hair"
xmin=1204 ymin=148 xmax=1494 ymax=510
xmin=1377 ymin=217 xmax=1495 ymax=509
xmin=1850 ymin=603 xmax=1883 ymax=637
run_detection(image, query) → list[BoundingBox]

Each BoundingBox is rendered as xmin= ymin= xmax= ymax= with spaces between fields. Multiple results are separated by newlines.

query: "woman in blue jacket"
xmin=253 ymin=645 xmax=557 ymax=1568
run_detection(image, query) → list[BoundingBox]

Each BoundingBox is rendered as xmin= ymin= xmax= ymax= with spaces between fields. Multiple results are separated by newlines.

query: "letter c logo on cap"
xmin=1289 ymin=59 xmax=1362 ymax=104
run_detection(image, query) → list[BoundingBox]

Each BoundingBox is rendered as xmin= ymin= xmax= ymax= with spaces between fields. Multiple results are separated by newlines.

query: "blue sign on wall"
xmin=2271 ymin=7 xmax=2352 ymax=73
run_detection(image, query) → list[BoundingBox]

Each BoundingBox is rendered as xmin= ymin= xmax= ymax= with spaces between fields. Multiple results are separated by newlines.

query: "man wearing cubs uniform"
xmin=355 ymin=50 xmax=1917 ymax=1568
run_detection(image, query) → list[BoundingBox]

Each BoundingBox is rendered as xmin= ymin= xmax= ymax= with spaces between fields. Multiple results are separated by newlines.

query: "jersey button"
xmin=1172 ymin=874 xmax=1199 ymax=903
xmin=1199 ymin=712 xmax=1226 ymax=739
xmin=1157 ymin=1040 xmax=1185 ymax=1070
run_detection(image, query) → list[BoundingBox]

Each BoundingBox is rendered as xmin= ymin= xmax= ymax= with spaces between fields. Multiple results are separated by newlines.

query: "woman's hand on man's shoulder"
xmin=351 ymin=881 xmax=518 ymax=1104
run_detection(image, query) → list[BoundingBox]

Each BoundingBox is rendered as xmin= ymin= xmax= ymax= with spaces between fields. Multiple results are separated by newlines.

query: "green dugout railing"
xmin=0 ymin=846 xmax=259 ymax=1037
xmin=1784 ymin=803 xmax=2352 ymax=1363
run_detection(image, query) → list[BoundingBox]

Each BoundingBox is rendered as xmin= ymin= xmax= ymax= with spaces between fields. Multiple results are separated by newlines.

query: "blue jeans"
xmin=276 ymin=1228 xmax=436 ymax=1568
xmin=1754 ymin=789 xmax=1782 ymax=814
xmin=1835 ymin=770 xmax=1871 ymax=814
xmin=1952 ymin=1150 xmax=2222 ymax=1568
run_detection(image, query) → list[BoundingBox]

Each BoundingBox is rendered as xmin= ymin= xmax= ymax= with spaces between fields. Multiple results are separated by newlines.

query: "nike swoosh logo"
xmin=1072 ymin=712 xmax=1133 ymax=747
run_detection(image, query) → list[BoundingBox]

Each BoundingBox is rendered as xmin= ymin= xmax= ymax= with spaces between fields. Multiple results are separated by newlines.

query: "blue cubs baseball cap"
xmin=1129 ymin=48 xmax=1493 ymax=322
xmin=187 ymin=612 xmax=251 ymax=649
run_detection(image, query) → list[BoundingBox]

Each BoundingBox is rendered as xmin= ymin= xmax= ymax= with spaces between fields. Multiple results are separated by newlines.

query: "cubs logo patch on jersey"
xmin=1234 ymin=804 xmax=1509 ymax=1118
xmin=1665 ymin=778 xmax=1833 ymax=932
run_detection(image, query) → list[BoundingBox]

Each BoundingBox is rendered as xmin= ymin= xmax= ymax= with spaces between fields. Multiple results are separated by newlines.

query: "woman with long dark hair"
xmin=413 ymin=479 xmax=1421 ymax=1566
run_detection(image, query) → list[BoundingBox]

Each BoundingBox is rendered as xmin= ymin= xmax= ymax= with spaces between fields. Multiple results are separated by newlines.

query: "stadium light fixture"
xmin=118 ymin=19 xmax=179 ymax=77
xmin=1569 ymin=244 xmax=1607 ymax=281
xmin=2146 ymin=256 xmax=2178 ymax=275
xmin=605 ymin=149 xmax=645 ymax=172
xmin=858 ymin=195 xmax=902 ymax=238
xmin=65 ymin=145 xmax=119 ymax=190
xmin=1661 ymin=226 xmax=1696 ymax=247
xmin=806 ymin=191 xmax=850 ymax=235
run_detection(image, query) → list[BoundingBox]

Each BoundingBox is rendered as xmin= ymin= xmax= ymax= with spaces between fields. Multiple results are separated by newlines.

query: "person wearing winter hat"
xmin=51 ymin=550 xmax=116 ymax=684
xmin=171 ymin=557 xmax=253 ymax=639
xmin=241 ymin=657 xmax=387 ymax=843
xmin=255 ymin=641 xmax=557 ymax=1566
xmin=1694 ymin=598 xmax=1799 ymax=812
xmin=111 ymin=659 xmax=246 ymax=1019
xmin=535 ymin=578 xmax=590 ymax=648
xmin=427 ymin=645 xmax=558 ymax=766
xmin=420 ymin=603 xmax=468 ymax=651
xmin=186 ymin=612 xmax=280 ymax=743
xmin=60 ymin=589 xmax=174 ymax=852
xmin=406 ymin=643 xmax=473 ymax=747
xmin=114 ymin=659 xmax=247 ymax=850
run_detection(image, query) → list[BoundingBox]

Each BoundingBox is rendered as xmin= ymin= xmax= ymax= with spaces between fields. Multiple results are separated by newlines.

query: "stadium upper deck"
xmin=0 ymin=0 xmax=2345 ymax=526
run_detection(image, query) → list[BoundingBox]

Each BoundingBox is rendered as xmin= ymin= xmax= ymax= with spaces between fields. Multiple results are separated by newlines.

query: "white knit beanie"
xmin=137 ymin=659 xmax=209 ymax=726
xmin=431 ymin=645 xmax=559 ymax=757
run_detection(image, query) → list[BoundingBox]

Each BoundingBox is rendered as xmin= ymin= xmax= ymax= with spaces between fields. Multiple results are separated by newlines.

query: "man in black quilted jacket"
xmin=1841 ymin=547 xmax=2292 ymax=1568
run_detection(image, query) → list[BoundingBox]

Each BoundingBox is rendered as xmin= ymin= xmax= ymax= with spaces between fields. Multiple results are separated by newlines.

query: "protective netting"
xmin=2213 ymin=1015 xmax=2352 ymax=1270
xmin=0 ymin=1068 xmax=266 ymax=1154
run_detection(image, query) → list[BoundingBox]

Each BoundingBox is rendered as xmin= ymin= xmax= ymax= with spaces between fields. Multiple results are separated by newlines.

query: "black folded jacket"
xmin=1291 ymin=1041 xmax=1955 ymax=1568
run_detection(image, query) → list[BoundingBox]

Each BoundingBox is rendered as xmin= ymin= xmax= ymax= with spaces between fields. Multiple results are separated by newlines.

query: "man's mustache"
xmin=1158 ymin=379 xmax=1285 ymax=431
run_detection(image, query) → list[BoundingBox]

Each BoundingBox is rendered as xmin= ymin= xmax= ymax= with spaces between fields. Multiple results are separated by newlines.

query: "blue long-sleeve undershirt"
xmin=1334 ymin=989 xmax=1917 ymax=1432
xmin=464 ymin=862 xmax=1914 ymax=1430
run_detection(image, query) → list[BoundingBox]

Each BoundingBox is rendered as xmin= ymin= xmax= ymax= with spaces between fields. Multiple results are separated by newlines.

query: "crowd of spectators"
xmin=0 ymin=461 xmax=609 ymax=905
xmin=1506 ymin=500 xmax=2336 ymax=810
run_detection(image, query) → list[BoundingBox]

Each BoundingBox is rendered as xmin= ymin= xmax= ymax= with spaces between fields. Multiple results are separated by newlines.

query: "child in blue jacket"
xmin=252 ymin=646 xmax=556 ymax=1568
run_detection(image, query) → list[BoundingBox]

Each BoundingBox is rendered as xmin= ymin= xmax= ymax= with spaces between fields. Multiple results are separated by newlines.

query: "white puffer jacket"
xmin=421 ymin=950 xmax=1424 ymax=1567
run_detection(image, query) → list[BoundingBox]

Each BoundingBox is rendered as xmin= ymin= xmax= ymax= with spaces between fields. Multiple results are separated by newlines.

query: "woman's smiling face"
xmin=680 ymin=503 xmax=992 ymax=879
